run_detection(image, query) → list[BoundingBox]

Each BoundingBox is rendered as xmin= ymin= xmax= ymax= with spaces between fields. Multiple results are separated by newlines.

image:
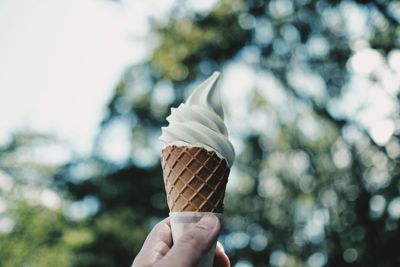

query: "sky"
xmin=0 ymin=0 xmax=173 ymax=154
xmin=0 ymin=0 xmax=398 ymax=159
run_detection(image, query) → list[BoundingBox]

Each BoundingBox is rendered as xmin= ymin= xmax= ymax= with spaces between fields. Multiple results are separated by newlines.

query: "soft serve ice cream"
xmin=159 ymin=71 xmax=235 ymax=166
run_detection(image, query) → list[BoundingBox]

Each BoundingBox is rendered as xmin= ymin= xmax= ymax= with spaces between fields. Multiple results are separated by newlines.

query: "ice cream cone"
xmin=161 ymin=145 xmax=230 ymax=267
xmin=161 ymin=145 xmax=230 ymax=213
xmin=159 ymin=72 xmax=234 ymax=267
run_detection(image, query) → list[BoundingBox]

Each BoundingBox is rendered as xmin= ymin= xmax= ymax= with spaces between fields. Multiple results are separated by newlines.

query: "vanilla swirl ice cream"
xmin=159 ymin=71 xmax=235 ymax=167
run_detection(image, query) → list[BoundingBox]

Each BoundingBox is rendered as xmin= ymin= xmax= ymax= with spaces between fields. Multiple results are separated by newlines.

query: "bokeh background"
xmin=0 ymin=0 xmax=399 ymax=266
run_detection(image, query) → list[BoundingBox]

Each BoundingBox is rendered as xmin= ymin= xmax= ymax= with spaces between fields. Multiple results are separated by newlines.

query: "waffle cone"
xmin=161 ymin=145 xmax=230 ymax=213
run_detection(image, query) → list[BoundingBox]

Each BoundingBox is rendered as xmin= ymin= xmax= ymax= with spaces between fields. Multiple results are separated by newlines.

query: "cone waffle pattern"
xmin=161 ymin=145 xmax=230 ymax=212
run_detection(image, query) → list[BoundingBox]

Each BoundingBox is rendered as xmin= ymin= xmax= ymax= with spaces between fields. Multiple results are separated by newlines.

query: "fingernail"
xmin=197 ymin=215 xmax=218 ymax=231
xmin=217 ymin=241 xmax=225 ymax=252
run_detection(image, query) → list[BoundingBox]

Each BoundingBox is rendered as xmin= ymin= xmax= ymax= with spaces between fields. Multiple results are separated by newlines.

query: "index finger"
xmin=133 ymin=217 xmax=173 ymax=266
xmin=145 ymin=217 xmax=173 ymax=249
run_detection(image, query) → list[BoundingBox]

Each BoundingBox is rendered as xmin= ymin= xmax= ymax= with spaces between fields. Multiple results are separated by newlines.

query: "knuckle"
xmin=153 ymin=241 xmax=170 ymax=257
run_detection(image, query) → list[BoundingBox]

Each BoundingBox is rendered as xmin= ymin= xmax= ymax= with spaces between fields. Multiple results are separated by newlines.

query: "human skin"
xmin=132 ymin=215 xmax=230 ymax=267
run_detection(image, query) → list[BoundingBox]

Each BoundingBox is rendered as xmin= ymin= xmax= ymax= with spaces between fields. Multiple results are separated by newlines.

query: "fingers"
xmin=132 ymin=218 xmax=173 ymax=267
xmin=144 ymin=218 xmax=173 ymax=251
xmin=156 ymin=215 xmax=221 ymax=267
xmin=214 ymin=242 xmax=230 ymax=267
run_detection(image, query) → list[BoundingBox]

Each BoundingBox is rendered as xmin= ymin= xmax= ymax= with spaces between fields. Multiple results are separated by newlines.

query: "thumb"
xmin=156 ymin=215 xmax=221 ymax=267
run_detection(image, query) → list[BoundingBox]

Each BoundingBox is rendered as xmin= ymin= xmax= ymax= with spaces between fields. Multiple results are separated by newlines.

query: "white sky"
xmin=0 ymin=0 xmax=173 ymax=154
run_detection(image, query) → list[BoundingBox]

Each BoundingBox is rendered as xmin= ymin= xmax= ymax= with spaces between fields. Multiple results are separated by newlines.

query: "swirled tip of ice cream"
xmin=186 ymin=72 xmax=224 ymax=119
xmin=160 ymin=71 xmax=235 ymax=167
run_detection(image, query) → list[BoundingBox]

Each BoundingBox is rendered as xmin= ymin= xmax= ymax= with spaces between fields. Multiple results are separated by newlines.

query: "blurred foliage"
xmin=0 ymin=203 xmax=72 ymax=267
xmin=1 ymin=0 xmax=400 ymax=266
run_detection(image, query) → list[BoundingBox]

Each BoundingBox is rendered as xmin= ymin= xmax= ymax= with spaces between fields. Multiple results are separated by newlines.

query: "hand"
xmin=132 ymin=215 xmax=230 ymax=267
